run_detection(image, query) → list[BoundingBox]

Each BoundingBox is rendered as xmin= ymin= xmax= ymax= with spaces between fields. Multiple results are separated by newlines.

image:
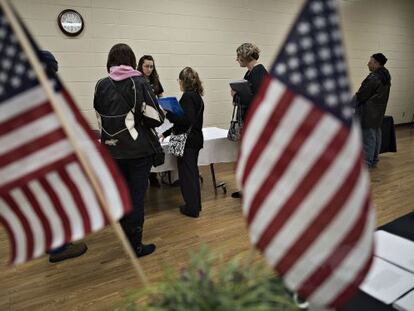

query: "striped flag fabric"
xmin=236 ymin=0 xmax=375 ymax=308
xmin=0 ymin=5 xmax=131 ymax=264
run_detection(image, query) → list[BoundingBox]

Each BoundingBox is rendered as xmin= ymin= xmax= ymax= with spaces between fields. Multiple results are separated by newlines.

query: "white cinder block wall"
xmin=11 ymin=0 xmax=414 ymax=128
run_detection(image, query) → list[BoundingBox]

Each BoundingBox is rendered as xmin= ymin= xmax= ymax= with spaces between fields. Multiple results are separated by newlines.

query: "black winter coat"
xmin=237 ymin=64 xmax=268 ymax=121
xmin=94 ymin=76 xmax=163 ymax=159
xmin=356 ymin=67 xmax=391 ymax=129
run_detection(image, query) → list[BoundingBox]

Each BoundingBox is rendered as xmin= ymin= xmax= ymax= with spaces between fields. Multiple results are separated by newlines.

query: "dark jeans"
xmin=177 ymin=148 xmax=202 ymax=213
xmin=362 ymin=128 xmax=381 ymax=168
xmin=115 ymin=156 xmax=153 ymax=248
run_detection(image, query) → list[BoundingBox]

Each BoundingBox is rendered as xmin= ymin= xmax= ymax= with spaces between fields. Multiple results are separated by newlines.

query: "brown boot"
xmin=49 ymin=242 xmax=88 ymax=263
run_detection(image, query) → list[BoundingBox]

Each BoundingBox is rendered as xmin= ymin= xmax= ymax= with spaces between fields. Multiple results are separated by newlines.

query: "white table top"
xmin=152 ymin=127 xmax=238 ymax=172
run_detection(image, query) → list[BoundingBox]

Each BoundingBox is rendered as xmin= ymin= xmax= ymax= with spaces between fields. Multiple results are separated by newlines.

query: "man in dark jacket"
xmin=355 ymin=53 xmax=391 ymax=168
xmin=40 ymin=51 xmax=88 ymax=263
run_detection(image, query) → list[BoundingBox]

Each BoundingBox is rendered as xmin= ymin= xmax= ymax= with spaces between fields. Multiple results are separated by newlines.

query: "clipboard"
xmin=229 ymin=79 xmax=252 ymax=98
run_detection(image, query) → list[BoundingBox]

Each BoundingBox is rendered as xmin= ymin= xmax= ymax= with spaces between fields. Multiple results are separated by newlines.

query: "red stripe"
xmin=328 ymin=248 xmax=374 ymax=308
xmin=297 ymin=194 xmax=372 ymax=298
xmin=271 ymin=128 xmax=353 ymax=273
xmin=246 ymin=106 xmax=323 ymax=225
xmin=21 ymin=185 xmax=53 ymax=251
xmin=0 ymin=102 xmax=52 ymax=136
xmin=0 ymin=214 xmax=17 ymax=264
xmin=2 ymin=193 xmax=33 ymax=262
xmin=61 ymin=90 xmax=131 ymax=215
xmin=58 ymin=166 xmax=92 ymax=234
xmin=0 ymin=129 xmax=66 ymax=168
xmin=236 ymin=76 xmax=273 ymax=174
xmin=241 ymin=89 xmax=295 ymax=186
xmin=38 ymin=177 xmax=72 ymax=243
xmin=234 ymin=76 xmax=271 ymax=174
xmin=73 ymin=157 xmax=109 ymax=226
xmin=0 ymin=154 xmax=77 ymax=195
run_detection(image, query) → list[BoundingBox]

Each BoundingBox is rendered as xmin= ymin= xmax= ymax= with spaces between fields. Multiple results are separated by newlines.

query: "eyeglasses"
xmin=143 ymin=64 xmax=154 ymax=69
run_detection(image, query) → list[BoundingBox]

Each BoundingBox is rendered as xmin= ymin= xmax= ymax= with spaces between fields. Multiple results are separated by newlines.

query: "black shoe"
xmin=179 ymin=206 xmax=199 ymax=218
xmin=136 ymin=243 xmax=156 ymax=257
xmin=149 ymin=173 xmax=161 ymax=188
xmin=171 ymin=180 xmax=180 ymax=187
xmin=231 ymin=191 xmax=242 ymax=198
xmin=49 ymin=242 xmax=88 ymax=263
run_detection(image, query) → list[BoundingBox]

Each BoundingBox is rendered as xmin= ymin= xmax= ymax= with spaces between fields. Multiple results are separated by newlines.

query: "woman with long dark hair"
xmin=138 ymin=55 xmax=164 ymax=187
xmin=138 ymin=55 xmax=164 ymax=97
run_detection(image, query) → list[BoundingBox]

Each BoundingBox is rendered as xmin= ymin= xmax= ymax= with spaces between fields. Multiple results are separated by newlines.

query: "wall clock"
xmin=58 ymin=9 xmax=84 ymax=37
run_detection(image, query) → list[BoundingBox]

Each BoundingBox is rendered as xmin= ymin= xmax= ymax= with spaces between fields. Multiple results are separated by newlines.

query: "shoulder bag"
xmin=168 ymin=103 xmax=203 ymax=157
xmin=227 ymin=96 xmax=243 ymax=142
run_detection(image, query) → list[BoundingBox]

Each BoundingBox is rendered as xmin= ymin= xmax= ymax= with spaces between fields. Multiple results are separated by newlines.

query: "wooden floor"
xmin=1 ymin=126 xmax=413 ymax=310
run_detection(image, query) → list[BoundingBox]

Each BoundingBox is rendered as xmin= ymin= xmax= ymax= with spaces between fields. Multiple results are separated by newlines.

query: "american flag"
xmin=236 ymin=0 xmax=374 ymax=308
xmin=0 ymin=4 xmax=131 ymax=264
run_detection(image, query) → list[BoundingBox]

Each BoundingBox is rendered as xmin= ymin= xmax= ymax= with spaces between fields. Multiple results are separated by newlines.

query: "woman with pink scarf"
xmin=94 ymin=43 xmax=164 ymax=257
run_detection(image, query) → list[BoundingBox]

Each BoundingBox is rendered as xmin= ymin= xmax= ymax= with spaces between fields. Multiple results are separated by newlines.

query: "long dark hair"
xmin=106 ymin=43 xmax=137 ymax=73
xmin=179 ymin=67 xmax=204 ymax=96
xmin=138 ymin=55 xmax=161 ymax=90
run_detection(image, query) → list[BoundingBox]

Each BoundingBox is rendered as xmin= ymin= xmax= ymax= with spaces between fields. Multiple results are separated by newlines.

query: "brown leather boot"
xmin=49 ymin=242 xmax=88 ymax=263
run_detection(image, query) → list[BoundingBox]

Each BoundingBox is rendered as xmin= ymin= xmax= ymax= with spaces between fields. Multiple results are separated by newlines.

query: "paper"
xmin=158 ymin=96 xmax=184 ymax=116
xmin=359 ymin=256 xmax=414 ymax=304
xmin=375 ymin=230 xmax=414 ymax=273
xmin=393 ymin=289 xmax=414 ymax=311
xmin=155 ymin=118 xmax=173 ymax=137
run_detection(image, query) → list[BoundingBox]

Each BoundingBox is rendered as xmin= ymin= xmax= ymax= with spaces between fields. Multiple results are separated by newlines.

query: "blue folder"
xmin=158 ymin=97 xmax=184 ymax=117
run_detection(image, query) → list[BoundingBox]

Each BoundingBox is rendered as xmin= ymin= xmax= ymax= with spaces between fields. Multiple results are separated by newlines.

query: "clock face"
xmin=58 ymin=9 xmax=84 ymax=37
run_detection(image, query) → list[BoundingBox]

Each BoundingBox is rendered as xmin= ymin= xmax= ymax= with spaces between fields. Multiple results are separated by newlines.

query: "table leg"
xmin=209 ymin=163 xmax=227 ymax=195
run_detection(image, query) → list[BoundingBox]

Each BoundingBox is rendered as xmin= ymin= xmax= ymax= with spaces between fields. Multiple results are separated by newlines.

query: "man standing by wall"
xmin=355 ymin=53 xmax=391 ymax=168
xmin=40 ymin=50 xmax=88 ymax=263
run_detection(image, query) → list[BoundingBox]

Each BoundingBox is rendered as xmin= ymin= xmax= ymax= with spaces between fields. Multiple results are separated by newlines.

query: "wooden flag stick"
xmin=0 ymin=0 xmax=149 ymax=286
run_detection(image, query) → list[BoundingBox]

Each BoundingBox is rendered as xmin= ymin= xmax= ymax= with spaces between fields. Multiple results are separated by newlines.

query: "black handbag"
xmin=227 ymin=101 xmax=243 ymax=142
xmin=145 ymin=128 xmax=165 ymax=167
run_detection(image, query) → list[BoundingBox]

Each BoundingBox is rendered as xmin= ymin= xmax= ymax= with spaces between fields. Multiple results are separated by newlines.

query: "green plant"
xmin=118 ymin=246 xmax=298 ymax=311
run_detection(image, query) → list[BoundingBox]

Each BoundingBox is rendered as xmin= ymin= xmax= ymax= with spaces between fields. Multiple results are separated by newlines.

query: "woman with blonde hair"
xmin=231 ymin=43 xmax=268 ymax=198
xmin=161 ymin=67 xmax=204 ymax=218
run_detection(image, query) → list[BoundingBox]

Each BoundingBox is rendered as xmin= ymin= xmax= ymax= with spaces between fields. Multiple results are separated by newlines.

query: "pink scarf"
xmin=109 ymin=65 xmax=142 ymax=81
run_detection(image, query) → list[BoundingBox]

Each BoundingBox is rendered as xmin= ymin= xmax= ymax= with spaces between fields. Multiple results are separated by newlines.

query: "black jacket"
xmin=356 ymin=67 xmax=391 ymax=129
xmin=237 ymin=64 xmax=268 ymax=121
xmin=94 ymin=76 xmax=163 ymax=159
xmin=163 ymin=91 xmax=204 ymax=150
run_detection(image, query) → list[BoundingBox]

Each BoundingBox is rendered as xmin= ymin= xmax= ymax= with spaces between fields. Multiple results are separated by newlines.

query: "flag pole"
xmin=0 ymin=0 xmax=149 ymax=286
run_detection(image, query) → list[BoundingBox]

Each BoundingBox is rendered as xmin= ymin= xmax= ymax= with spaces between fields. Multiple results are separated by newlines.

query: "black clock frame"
xmin=57 ymin=9 xmax=84 ymax=37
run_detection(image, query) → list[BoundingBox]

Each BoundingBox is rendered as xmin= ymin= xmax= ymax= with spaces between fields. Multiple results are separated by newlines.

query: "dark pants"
xmin=362 ymin=128 xmax=381 ymax=168
xmin=115 ymin=156 xmax=153 ymax=248
xmin=177 ymin=148 xmax=202 ymax=213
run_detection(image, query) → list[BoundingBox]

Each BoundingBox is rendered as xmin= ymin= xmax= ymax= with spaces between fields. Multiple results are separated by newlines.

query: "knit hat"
xmin=39 ymin=50 xmax=58 ymax=73
xmin=372 ymin=53 xmax=387 ymax=66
